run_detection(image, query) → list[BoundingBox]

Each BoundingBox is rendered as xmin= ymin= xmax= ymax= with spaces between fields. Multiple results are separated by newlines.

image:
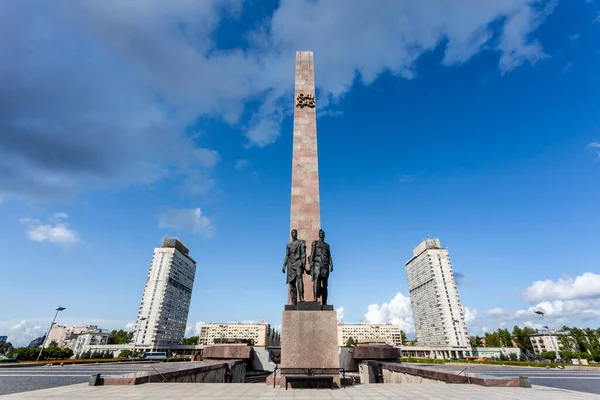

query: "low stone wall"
xmin=353 ymin=345 xmax=401 ymax=361
xmin=379 ymin=363 xmax=523 ymax=387
xmin=382 ymin=368 xmax=445 ymax=384
xmin=228 ymin=360 xmax=246 ymax=383
xmin=251 ymin=346 xmax=276 ymax=372
xmin=339 ymin=347 xmax=358 ymax=371
xmin=203 ymin=345 xmax=253 ymax=360
xmin=101 ymin=360 xmax=246 ymax=385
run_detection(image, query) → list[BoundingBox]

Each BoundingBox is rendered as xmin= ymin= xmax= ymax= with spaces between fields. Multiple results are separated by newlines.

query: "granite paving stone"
xmin=2 ymin=383 xmax=600 ymax=399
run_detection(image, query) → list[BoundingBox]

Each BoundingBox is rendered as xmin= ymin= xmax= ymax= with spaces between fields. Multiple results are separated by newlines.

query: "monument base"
xmin=284 ymin=301 xmax=333 ymax=311
xmin=280 ymin=307 xmax=340 ymax=388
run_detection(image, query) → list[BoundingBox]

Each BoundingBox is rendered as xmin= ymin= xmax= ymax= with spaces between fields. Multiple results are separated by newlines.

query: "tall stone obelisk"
xmin=279 ymin=51 xmax=340 ymax=389
xmin=289 ymin=51 xmax=320 ymax=303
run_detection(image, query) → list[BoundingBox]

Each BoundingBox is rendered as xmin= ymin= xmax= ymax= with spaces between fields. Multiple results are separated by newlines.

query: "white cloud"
xmin=52 ymin=212 xmax=69 ymax=221
xmin=158 ymin=207 xmax=214 ymax=237
xmin=482 ymin=326 xmax=489 ymax=333
xmin=464 ymin=307 xmax=478 ymax=326
xmin=235 ymin=159 xmax=250 ymax=170
xmin=1 ymin=320 xmax=46 ymax=347
xmin=524 ymin=272 xmax=600 ymax=302
xmin=561 ymin=62 xmax=573 ymax=74
xmin=124 ymin=321 xmax=135 ymax=331
xmin=570 ymin=33 xmax=581 ymax=41
xmin=497 ymin=0 xmax=556 ymax=74
xmin=398 ymin=174 xmax=414 ymax=183
xmin=0 ymin=1 xmax=558 ymax=199
xmin=19 ymin=213 xmax=80 ymax=246
xmin=336 ymin=306 xmax=345 ymax=322
xmin=524 ymin=320 xmax=544 ymax=330
xmin=486 ymin=298 xmax=600 ymax=321
xmin=364 ymin=292 xmax=414 ymax=334
xmin=185 ymin=320 xmax=206 ymax=337
xmin=588 ymin=142 xmax=600 ymax=160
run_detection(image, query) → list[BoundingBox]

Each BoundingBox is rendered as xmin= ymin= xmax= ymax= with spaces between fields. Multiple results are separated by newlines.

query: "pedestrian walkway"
xmin=2 ymin=382 xmax=599 ymax=399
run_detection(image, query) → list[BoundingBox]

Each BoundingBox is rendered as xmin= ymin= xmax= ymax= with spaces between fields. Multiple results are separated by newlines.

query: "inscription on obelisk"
xmin=289 ymin=51 xmax=320 ymax=304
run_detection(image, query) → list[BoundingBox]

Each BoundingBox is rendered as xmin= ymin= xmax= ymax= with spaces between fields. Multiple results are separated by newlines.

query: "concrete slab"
xmin=2 ymin=383 xmax=599 ymax=399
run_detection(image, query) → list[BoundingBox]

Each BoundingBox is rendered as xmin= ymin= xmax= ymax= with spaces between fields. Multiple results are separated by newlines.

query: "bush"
xmin=560 ymin=351 xmax=577 ymax=360
xmin=118 ymin=350 xmax=133 ymax=358
xmin=540 ymin=351 xmax=556 ymax=360
xmin=9 ymin=346 xmax=73 ymax=361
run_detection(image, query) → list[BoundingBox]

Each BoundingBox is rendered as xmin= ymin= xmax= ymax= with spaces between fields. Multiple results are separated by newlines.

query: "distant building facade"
xmin=198 ymin=323 xmax=281 ymax=346
xmin=338 ymin=324 xmax=402 ymax=346
xmin=72 ymin=329 xmax=110 ymax=356
xmin=405 ymin=238 xmax=469 ymax=347
xmin=471 ymin=347 xmax=522 ymax=360
xmin=529 ymin=330 xmax=575 ymax=355
xmin=134 ymin=238 xmax=197 ymax=351
xmin=45 ymin=324 xmax=98 ymax=348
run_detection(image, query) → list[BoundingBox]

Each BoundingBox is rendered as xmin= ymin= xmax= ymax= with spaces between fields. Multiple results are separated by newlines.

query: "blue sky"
xmin=2 ymin=0 xmax=600 ymax=346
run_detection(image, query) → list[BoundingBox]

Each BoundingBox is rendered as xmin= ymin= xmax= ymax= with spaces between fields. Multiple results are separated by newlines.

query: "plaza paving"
xmin=2 ymin=382 xmax=600 ymax=399
xmin=415 ymin=364 xmax=600 ymax=395
xmin=0 ymin=363 xmax=158 ymax=396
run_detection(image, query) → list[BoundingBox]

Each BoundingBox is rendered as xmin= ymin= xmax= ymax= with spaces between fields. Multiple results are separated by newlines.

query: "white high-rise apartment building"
xmin=134 ymin=238 xmax=196 ymax=351
xmin=405 ymin=238 xmax=468 ymax=347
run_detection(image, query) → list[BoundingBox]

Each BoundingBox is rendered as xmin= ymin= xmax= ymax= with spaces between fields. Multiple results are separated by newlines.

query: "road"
xmin=0 ymin=363 xmax=156 ymax=396
xmin=427 ymin=364 xmax=600 ymax=395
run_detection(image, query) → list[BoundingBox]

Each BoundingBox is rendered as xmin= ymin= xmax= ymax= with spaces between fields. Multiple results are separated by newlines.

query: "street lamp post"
xmin=132 ymin=317 xmax=147 ymax=358
xmin=37 ymin=306 xmax=66 ymax=362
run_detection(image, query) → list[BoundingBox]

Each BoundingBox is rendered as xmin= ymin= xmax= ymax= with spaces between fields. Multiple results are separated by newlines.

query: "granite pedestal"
xmin=279 ymin=306 xmax=340 ymax=388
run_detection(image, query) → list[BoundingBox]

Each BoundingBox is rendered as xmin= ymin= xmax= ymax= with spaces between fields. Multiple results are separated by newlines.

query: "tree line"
xmin=469 ymin=325 xmax=600 ymax=362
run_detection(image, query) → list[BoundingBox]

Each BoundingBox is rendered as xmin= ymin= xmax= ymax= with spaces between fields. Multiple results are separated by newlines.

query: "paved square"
xmin=2 ymin=383 xmax=599 ymax=399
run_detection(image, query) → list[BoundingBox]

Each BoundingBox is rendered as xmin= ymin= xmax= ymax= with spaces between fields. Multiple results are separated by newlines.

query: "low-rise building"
xmin=45 ymin=324 xmax=98 ymax=348
xmin=338 ymin=324 xmax=403 ymax=346
xmin=400 ymin=345 xmax=470 ymax=359
xmin=529 ymin=330 xmax=575 ymax=355
xmin=471 ymin=347 xmax=522 ymax=360
xmin=198 ymin=322 xmax=280 ymax=346
xmin=72 ymin=329 xmax=110 ymax=356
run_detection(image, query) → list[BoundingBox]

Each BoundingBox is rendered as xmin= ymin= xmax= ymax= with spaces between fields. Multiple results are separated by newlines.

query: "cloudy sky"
xmin=1 ymin=0 xmax=600 ymax=346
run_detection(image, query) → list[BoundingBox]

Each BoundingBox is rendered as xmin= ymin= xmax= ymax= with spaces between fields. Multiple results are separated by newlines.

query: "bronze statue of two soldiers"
xmin=282 ymin=229 xmax=334 ymax=305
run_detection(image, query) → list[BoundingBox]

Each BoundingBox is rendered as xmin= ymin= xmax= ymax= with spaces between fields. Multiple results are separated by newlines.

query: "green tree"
xmin=400 ymin=331 xmax=407 ymax=344
xmin=345 ymin=337 xmax=356 ymax=347
xmin=540 ymin=351 xmax=556 ymax=360
xmin=512 ymin=326 xmax=536 ymax=354
xmin=469 ymin=335 xmax=482 ymax=347
xmin=566 ymin=327 xmax=590 ymax=354
xmin=182 ymin=336 xmax=199 ymax=345
xmin=485 ymin=332 xmax=501 ymax=347
xmin=559 ymin=350 xmax=577 ymax=360
xmin=0 ymin=342 xmax=14 ymax=355
xmin=118 ymin=350 xmax=133 ymax=358
xmin=107 ymin=330 xmax=133 ymax=345
xmin=11 ymin=347 xmax=39 ymax=361
xmin=579 ymin=352 xmax=592 ymax=360
xmin=497 ymin=329 xmax=512 ymax=347
xmin=557 ymin=334 xmax=575 ymax=352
